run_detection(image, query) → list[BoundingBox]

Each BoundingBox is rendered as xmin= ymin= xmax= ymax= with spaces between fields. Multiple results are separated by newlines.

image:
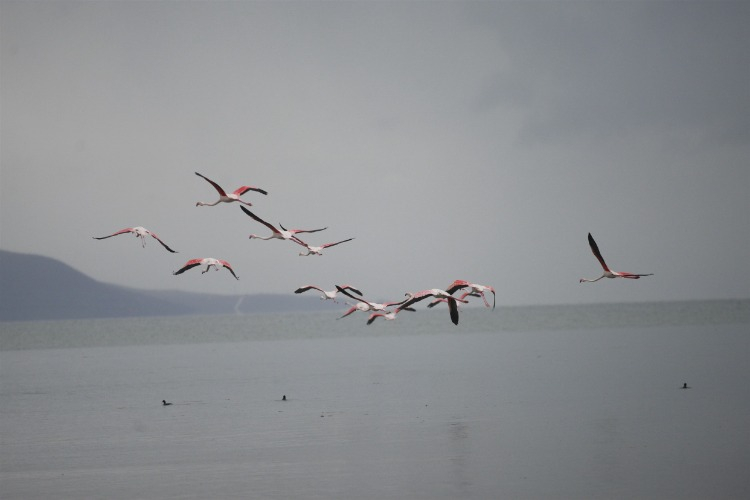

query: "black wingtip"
xmin=448 ymin=298 xmax=459 ymax=325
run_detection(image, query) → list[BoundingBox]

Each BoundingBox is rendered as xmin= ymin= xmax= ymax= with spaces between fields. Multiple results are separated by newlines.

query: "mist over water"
xmin=2 ymin=300 xmax=749 ymax=499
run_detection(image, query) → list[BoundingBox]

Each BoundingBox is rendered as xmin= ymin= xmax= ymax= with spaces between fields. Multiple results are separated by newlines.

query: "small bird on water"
xmin=162 ymin=400 xmax=172 ymax=406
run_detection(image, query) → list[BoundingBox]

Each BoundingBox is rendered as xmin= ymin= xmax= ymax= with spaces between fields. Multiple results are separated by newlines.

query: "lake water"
xmin=1 ymin=300 xmax=749 ymax=499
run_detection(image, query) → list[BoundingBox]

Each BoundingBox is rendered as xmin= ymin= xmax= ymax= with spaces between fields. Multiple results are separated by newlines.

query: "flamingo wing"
xmin=279 ymin=223 xmax=327 ymax=234
xmin=383 ymin=297 xmax=410 ymax=308
xmin=447 ymin=298 xmax=459 ymax=325
xmin=195 ymin=172 xmax=228 ymax=196
xmin=587 ymin=233 xmax=611 ymax=272
xmin=339 ymin=285 xmax=363 ymax=296
xmin=322 ymin=238 xmax=354 ymax=249
xmin=335 ymin=285 xmax=371 ymax=305
xmin=147 ymin=231 xmax=178 ymax=253
xmin=240 ymin=206 xmax=280 ymax=234
xmin=290 ymin=236 xmax=309 ymax=247
xmin=426 ymin=298 xmax=447 ymax=309
xmin=337 ymin=306 xmax=358 ymax=319
xmin=617 ymin=272 xmax=654 ymax=279
xmin=234 ymin=185 xmax=268 ymax=196
xmin=173 ymin=259 xmax=203 ymax=275
xmin=219 ymin=260 xmax=240 ymax=280
xmin=445 ymin=279 xmax=470 ymax=295
xmin=92 ymin=227 xmax=134 ymax=240
xmin=294 ymin=285 xmax=324 ymax=294
xmin=367 ymin=313 xmax=384 ymax=325
xmin=397 ymin=291 xmax=433 ymax=311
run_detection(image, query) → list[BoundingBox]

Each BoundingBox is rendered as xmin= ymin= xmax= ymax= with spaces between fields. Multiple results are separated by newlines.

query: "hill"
xmin=0 ymin=250 xmax=332 ymax=321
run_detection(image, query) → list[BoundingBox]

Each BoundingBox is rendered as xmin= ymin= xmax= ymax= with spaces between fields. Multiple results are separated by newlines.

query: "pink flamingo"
xmin=295 ymin=237 xmax=354 ymax=256
xmin=294 ymin=284 xmax=362 ymax=303
xmin=426 ymin=291 xmax=480 ymax=309
xmin=367 ymin=310 xmax=403 ymax=325
xmin=397 ymin=288 xmax=470 ymax=325
xmin=173 ymin=258 xmax=239 ymax=280
xmin=195 ymin=172 xmax=267 ymax=207
xmin=437 ymin=280 xmax=496 ymax=309
xmin=93 ymin=226 xmax=177 ymax=253
xmin=240 ymin=206 xmax=326 ymax=243
xmin=580 ymin=233 xmax=653 ymax=283
xmin=336 ymin=285 xmax=411 ymax=319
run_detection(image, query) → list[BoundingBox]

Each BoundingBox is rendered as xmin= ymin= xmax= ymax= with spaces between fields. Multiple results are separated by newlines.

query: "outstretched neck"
xmin=579 ymin=275 xmax=604 ymax=283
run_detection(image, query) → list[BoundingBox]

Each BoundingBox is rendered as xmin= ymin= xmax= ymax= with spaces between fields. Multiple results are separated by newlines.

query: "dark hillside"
xmin=0 ymin=250 xmax=338 ymax=321
xmin=0 ymin=250 xmax=191 ymax=321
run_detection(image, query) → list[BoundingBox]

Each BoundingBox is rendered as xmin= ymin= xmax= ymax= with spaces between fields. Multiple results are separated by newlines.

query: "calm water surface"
xmin=1 ymin=301 xmax=749 ymax=499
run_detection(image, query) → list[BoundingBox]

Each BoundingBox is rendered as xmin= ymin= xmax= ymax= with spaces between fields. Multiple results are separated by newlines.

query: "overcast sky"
xmin=1 ymin=1 xmax=748 ymax=306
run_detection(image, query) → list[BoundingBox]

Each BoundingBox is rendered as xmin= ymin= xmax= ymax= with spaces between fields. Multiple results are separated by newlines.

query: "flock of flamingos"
xmin=93 ymin=172 xmax=653 ymax=326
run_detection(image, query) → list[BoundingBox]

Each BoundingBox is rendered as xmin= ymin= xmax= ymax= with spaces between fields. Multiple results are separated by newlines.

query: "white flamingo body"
xmin=338 ymin=301 xmax=375 ymax=319
xmin=241 ymin=206 xmax=326 ymax=242
xmin=335 ymin=286 xmax=410 ymax=318
xmin=296 ymin=238 xmax=354 ymax=256
xmin=195 ymin=172 xmax=267 ymax=207
xmin=367 ymin=310 xmax=401 ymax=325
xmin=294 ymin=284 xmax=362 ymax=303
xmin=398 ymin=288 xmax=469 ymax=325
xmin=173 ymin=258 xmax=239 ymax=280
xmin=93 ymin=226 xmax=177 ymax=253
xmin=335 ymin=286 xmax=410 ymax=319
xmin=580 ymin=233 xmax=653 ymax=283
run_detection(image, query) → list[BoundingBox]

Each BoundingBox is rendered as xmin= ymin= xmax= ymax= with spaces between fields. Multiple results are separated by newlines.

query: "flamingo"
xmin=367 ymin=310 xmax=402 ymax=325
xmin=426 ymin=291 xmax=480 ymax=309
xmin=439 ymin=280 xmax=496 ymax=309
xmin=173 ymin=258 xmax=239 ymax=280
xmin=337 ymin=301 xmax=376 ymax=319
xmin=336 ymin=286 xmax=414 ymax=319
xmin=397 ymin=288 xmax=470 ymax=325
xmin=195 ymin=172 xmax=267 ymax=207
xmin=335 ymin=285 xmax=412 ymax=319
xmin=240 ymin=206 xmax=326 ymax=243
xmin=579 ymin=233 xmax=653 ymax=283
xmin=294 ymin=284 xmax=363 ymax=303
xmin=93 ymin=226 xmax=177 ymax=253
xmin=295 ymin=237 xmax=354 ymax=256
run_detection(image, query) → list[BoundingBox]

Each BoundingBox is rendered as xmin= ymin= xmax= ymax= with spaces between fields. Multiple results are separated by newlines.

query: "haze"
xmin=1 ymin=1 xmax=748 ymax=306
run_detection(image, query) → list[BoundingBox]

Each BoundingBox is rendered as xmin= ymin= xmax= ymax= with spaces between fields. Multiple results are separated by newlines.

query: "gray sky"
xmin=2 ymin=1 xmax=748 ymax=306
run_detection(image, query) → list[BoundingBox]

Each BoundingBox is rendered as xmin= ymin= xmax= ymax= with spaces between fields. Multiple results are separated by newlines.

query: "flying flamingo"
xmin=173 ymin=258 xmax=239 ymax=280
xmin=295 ymin=237 xmax=354 ymax=256
xmin=579 ymin=233 xmax=653 ymax=283
xmin=426 ymin=291 xmax=480 ymax=309
xmin=294 ymin=284 xmax=363 ymax=303
xmin=335 ymin=285 xmax=412 ymax=319
xmin=367 ymin=310 xmax=404 ymax=325
xmin=397 ymin=288 xmax=470 ymax=325
xmin=240 ymin=206 xmax=326 ymax=243
xmin=195 ymin=172 xmax=267 ymax=207
xmin=436 ymin=280 xmax=496 ymax=309
xmin=337 ymin=300 xmax=375 ymax=318
xmin=93 ymin=226 xmax=177 ymax=253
